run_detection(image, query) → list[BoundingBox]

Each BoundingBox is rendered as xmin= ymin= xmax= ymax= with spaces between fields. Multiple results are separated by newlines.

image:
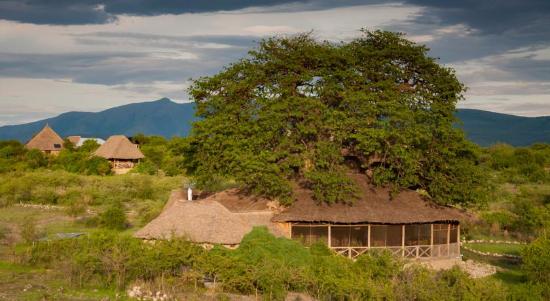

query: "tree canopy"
xmin=184 ymin=30 xmax=486 ymax=205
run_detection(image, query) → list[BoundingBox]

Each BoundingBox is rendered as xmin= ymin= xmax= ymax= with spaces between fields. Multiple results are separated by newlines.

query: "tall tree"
xmin=184 ymin=30 xmax=485 ymax=205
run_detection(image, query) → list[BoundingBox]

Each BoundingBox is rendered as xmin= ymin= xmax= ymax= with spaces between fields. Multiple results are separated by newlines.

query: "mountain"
xmin=0 ymin=98 xmax=196 ymax=142
xmin=0 ymin=98 xmax=548 ymax=146
xmin=456 ymin=109 xmax=550 ymax=146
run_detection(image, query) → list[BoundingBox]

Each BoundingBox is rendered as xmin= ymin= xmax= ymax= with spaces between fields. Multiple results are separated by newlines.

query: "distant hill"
xmin=0 ymin=98 xmax=196 ymax=142
xmin=0 ymin=98 xmax=548 ymax=146
xmin=456 ymin=109 xmax=550 ymax=146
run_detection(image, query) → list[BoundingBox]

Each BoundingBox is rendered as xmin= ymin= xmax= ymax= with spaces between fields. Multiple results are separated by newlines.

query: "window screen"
xmin=291 ymin=225 xmax=328 ymax=246
xmin=370 ymin=225 xmax=402 ymax=247
xmin=433 ymin=224 xmax=448 ymax=245
xmin=331 ymin=226 xmax=349 ymax=247
xmin=450 ymin=224 xmax=458 ymax=243
xmin=405 ymin=224 xmax=431 ymax=246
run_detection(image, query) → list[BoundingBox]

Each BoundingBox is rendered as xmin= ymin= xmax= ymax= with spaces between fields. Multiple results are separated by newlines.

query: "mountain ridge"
xmin=0 ymin=98 xmax=548 ymax=146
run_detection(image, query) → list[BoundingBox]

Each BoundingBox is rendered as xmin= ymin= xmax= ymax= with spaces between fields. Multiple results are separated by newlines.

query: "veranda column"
xmin=401 ymin=225 xmax=405 ymax=257
xmin=328 ymin=225 xmax=332 ymax=248
xmin=430 ymin=224 xmax=434 ymax=257
xmin=367 ymin=225 xmax=371 ymax=248
xmin=457 ymin=224 xmax=461 ymax=256
xmin=447 ymin=224 xmax=451 ymax=257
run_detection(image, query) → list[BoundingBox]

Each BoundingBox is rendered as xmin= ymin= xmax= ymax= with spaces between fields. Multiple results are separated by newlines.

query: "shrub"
xmin=24 ymin=231 xmax=204 ymax=289
xmin=521 ymin=233 xmax=550 ymax=284
xmin=66 ymin=201 xmax=87 ymax=218
xmin=20 ymin=216 xmax=39 ymax=243
xmin=99 ymin=203 xmax=128 ymax=230
xmin=82 ymin=156 xmax=111 ymax=175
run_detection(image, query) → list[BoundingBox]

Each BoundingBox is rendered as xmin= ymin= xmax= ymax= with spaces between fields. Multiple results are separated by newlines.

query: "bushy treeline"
xmin=0 ymin=139 xmax=111 ymax=175
xmin=22 ymin=227 xmax=546 ymax=300
xmin=0 ymin=135 xmax=187 ymax=177
xmin=129 ymin=134 xmax=187 ymax=176
xmin=482 ymin=143 xmax=550 ymax=184
xmin=463 ymin=143 xmax=550 ymax=240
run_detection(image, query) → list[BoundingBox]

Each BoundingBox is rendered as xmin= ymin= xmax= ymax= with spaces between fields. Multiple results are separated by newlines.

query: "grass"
xmin=461 ymin=248 xmax=526 ymax=287
xmin=0 ymin=260 xmax=125 ymax=300
xmin=0 ymin=171 xmax=186 ymax=300
xmin=464 ymin=242 xmax=524 ymax=256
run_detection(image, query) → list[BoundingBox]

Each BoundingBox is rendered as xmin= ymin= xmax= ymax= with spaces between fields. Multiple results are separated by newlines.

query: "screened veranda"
xmin=291 ymin=223 xmax=460 ymax=259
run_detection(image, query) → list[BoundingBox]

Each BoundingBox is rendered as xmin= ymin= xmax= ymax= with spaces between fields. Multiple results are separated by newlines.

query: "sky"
xmin=0 ymin=1 xmax=549 ymax=125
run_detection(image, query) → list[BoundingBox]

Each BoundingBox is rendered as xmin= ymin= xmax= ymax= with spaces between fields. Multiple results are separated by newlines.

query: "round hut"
xmin=25 ymin=124 xmax=64 ymax=155
xmin=94 ymin=135 xmax=144 ymax=174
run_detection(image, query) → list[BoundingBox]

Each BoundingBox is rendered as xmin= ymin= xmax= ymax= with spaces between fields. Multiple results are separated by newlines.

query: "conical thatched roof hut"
xmin=25 ymin=124 xmax=64 ymax=154
xmin=94 ymin=135 xmax=144 ymax=160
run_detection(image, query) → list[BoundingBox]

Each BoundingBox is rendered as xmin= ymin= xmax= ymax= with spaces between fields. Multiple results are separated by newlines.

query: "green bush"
xmin=21 ymin=227 xmax=538 ymax=299
xmin=522 ymin=233 xmax=550 ymax=284
xmin=25 ymin=231 xmax=204 ymax=289
xmin=20 ymin=216 xmax=39 ymax=243
xmin=98 ymin=203 xmax=128 ymax=230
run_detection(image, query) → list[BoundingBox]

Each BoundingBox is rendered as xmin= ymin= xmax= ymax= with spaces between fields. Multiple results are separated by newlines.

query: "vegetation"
xmin=0 ymin=139 xmax=111 ymax=175
xmin=464 ymin=242 xmax=523 ymax=256
xmin=184 ymin=30 xmax=485 ymax=205
xmin=17 ymin=227 xmax=542 ymax=300
xmin=521 ymin=234 xmax=550 ymax=286
xmin=130 ymin=134 xmax=187 ymax=176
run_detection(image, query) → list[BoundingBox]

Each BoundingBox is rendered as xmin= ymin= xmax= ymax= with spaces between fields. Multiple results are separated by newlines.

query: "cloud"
xmin=1 ymin=0 xmax=549 ymax=123
xmin=0 ymin=0 xmax=378 ymax=25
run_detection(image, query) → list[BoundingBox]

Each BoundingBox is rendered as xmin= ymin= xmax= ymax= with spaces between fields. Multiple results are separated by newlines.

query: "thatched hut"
xmin=25 ymin=124 xmax=64 ymax=155
xmin=94 ymin=135 xmax=144 ymax=174
xmin=137 ymin=174 xmax=463 ymax=260
xmin=134 ymin=190 xmax=286 ymax=246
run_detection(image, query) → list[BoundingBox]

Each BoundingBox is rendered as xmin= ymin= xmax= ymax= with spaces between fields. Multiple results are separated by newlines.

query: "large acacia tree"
xmin=183 ymin=30 xmax=485 ymax=205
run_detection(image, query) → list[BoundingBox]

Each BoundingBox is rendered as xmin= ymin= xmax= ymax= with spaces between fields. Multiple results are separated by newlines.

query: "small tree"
xmin=99 ymin=203 xmax=128 ymax=230
xmin=522 ymin=233 xmax=550 ymax=284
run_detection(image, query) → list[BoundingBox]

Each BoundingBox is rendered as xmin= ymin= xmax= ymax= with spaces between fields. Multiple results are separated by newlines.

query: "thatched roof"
xmin=94 ymin=135 xmax=144 ymax=160
xmin=134 ymin=190 xmax=284 ymax=244
xmin=25 ymin=124 xmax=64 ymax=151
xmin=272 ymin=174 xmax=463 ymax=224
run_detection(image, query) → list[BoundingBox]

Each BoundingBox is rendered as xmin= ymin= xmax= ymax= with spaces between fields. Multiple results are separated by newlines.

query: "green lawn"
xmin=464 ymin=242 xmax=524 ymax=256
xmin=461 ymin=248 xmax=526 ymax=288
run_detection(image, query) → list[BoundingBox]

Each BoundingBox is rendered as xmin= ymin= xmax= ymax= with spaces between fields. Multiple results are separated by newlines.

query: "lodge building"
xmin=136 ymin=174 xmax=463 ymax=260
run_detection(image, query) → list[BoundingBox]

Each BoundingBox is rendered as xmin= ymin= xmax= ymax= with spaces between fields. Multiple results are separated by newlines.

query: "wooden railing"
xmin=331 ymin=243 xmax=460 ymax=260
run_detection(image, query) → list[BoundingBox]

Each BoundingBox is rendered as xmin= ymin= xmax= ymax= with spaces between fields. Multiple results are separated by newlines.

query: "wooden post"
xmin=447 ymin=223 xmax=451 ymax=257
xmin=289 ymin=223 xmax=293 ymax=239
xmin=328 ymin=225 xmax=331 ymax=248
xmin=367 ymin=224 xmax=371 ymax=248
xmin=430 ymin=224 xmax=434 ymax=257
xmin=457 ymin=224 xmax=461 ymax=256
xmin=401 ymin=225 xmax=405 ymax=257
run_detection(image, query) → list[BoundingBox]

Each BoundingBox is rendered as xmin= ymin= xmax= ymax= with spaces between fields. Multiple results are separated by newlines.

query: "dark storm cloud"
xmin=0 ymin=0 xmax=369 ymax=25
xmin=406 ymin=0 xmax=550 ymax=35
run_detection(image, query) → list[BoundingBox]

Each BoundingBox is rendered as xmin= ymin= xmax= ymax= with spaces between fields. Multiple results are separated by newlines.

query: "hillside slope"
xmin=0 ymin=98 xmax=196 ymax=142
xmin=456 ymin=109 xmax=550 ymax=146
xmin=0 ymin=99 xmax=548 ymax=146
